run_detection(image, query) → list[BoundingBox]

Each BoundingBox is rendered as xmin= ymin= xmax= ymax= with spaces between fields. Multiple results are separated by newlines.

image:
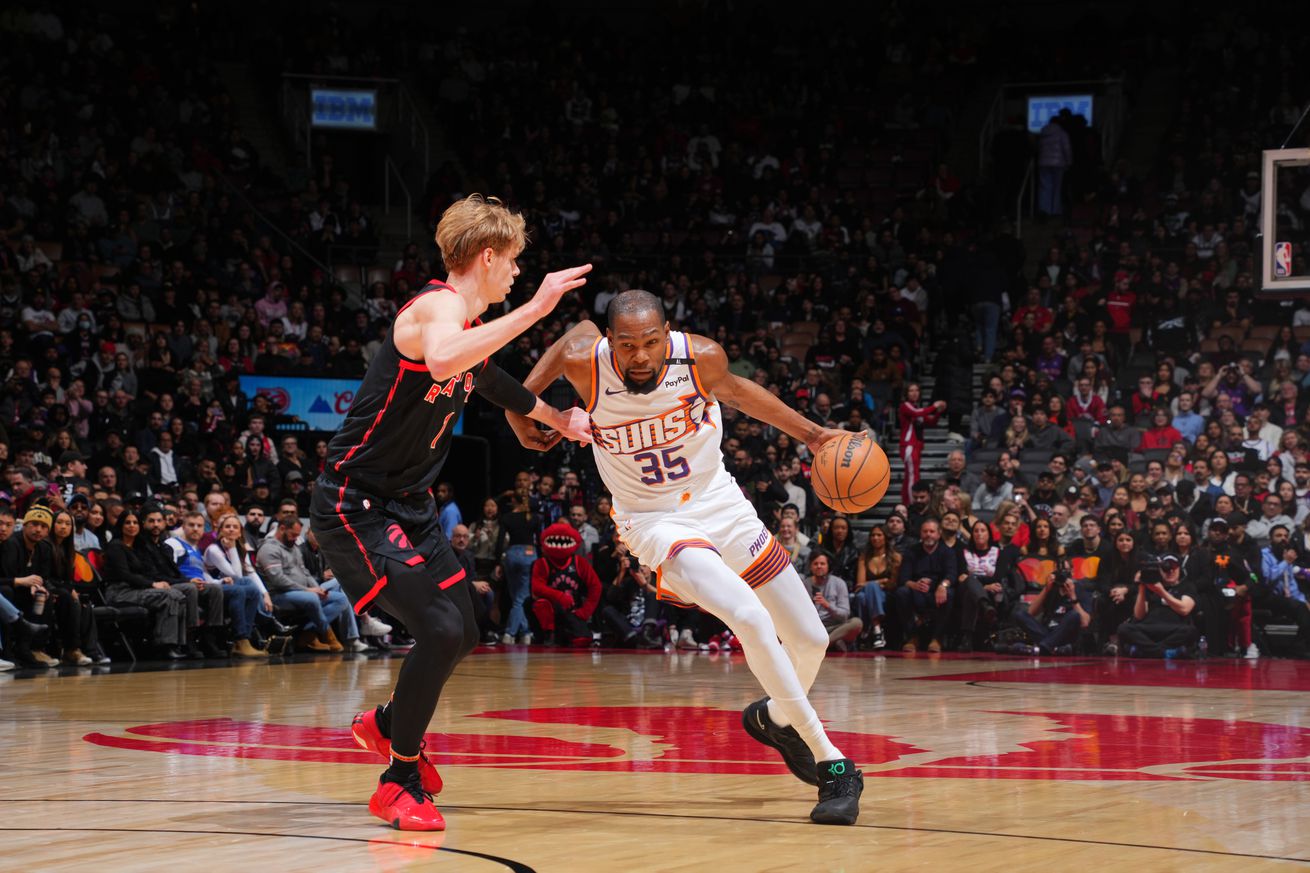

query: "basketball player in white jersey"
xmin=508 ymin=290 xmax=863 ymax=825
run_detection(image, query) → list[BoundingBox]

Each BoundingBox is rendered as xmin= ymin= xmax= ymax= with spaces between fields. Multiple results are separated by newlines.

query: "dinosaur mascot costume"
xmin=530 ymin=522 xmax=602 ymax=647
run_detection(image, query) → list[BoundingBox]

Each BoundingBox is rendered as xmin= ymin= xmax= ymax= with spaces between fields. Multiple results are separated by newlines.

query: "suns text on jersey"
xmin=592 ymin=396 xmax=711 ymax=455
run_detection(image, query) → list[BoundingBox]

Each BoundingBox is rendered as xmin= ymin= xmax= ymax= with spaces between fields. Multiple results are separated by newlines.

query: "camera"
xmin=1138 ymin=555 xmax=1162 ymax=585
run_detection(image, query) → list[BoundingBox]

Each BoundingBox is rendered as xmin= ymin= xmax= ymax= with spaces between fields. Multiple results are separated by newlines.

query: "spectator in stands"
xmin=1094 ymin=531 xmax=1140 ymax=655
xmin=894 ymin=518 xmax=957 ymax=652
xmin=808 ymin=552 xmax=861 ymax=652
xmin=1007 ymin=562 xmax=1092 ymax=656
xmin=898 ymin=383 xmax=945 ymax=503
xmin=170 ymin=511 xmax=263 ymax=658
xmin=0 ymin=505 xmax=60 ymax=666
xmin=1037 ymin=113 xmax=1072 ymax=217
xmin=961 ymin=520 xmax=1022 ymax=652
xmin=1117 ymin=555 xmax=1197 ymax=658
xmin=1193 ymin=517 xmax=1256 ymax=656
xmin=436 ymin=482 xmax=461 ymax=538
xmin=257 ymin=518 xmax=363 ymax=653
xmin=1247 ymin=495 xmax=1295 ymax=549
xmin=852 ymin=525 xmax=897 ymax=651
xmin=47 ymin=509 xmax=104 ymax=664
xmin=600 ymin=547 xmax=660 ymax=648
xmin=103 ymin=509 xmax=189 ymax=660
xmin=973 ymin=465 xmax=1012 ymax=513
xmin=1251 ymin=525 xmax=1310 ymax=657
xmin=498 ymin=484 xmax=540 ymax=645
xmin=449 ymin=524 xmax=496 ymax=645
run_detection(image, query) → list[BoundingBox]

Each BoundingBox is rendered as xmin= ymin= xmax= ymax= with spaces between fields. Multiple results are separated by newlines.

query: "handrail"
xmin=1015 ymin=159 xmax=1035 ymax=237
xmin=213 ymin=171 xmax=338 ymax=284
xmin=384 ymin=155 xmax=413 ymax=242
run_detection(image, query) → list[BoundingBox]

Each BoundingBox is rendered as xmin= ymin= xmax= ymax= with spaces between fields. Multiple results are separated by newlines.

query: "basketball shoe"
xmin=368 ymin=772 xmax=445 ymax=831
xmin=810 ymin=758 xmax=864 ymax=825
xmin=352 ymin=707 xmax=443 ymax=794
xmin=741 ymin=698 xmax=818 ymax=785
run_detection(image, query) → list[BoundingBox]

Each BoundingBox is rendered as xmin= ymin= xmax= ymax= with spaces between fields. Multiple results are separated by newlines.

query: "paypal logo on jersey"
xmin=664 ymin=374 xmax=690 ymax=388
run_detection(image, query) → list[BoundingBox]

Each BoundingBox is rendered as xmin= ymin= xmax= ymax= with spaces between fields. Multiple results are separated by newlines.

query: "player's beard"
xmin=622 ymin=371 xmax=659 ymax=394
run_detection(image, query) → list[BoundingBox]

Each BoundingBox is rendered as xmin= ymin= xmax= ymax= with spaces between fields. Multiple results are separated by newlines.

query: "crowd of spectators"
xmin=2 ymin=6 xmax=1310 ymax=668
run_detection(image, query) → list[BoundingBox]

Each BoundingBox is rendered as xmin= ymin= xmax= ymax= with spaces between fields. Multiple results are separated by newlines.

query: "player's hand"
xmin=807 ymin=427 xmax=847 ymax=457
xmin=556 ymin=407 xmax=594 ymax=445
xmin=506 ymin=410 xmax=563 ymax=452
xmin=529 ymin=264 xmax=592 ymax=317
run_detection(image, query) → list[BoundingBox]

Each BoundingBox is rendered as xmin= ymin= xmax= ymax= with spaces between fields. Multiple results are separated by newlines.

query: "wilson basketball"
xmin=811 ymin=432 xmax=891 ymax=514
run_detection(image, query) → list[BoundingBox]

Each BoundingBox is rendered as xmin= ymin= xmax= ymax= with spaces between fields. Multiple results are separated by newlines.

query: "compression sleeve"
xmin=474 ymin=359 xmax=538 ymax=415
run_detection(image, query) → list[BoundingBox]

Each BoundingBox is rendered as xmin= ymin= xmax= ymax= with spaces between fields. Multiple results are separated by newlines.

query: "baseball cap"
xmin=68 ymin=493 xmax=91 ymax=506
xmin=1227 ymin=510 xmax=1248 ymax=526
xmin=1159 ymin=553 xmax=1180 ymax=568
xmin=285 ymin=470 xmax=304 ymax=482
xmin=1209 ymin=516 xmax=1229 ymax=530
xmin=1147 ymin=496 xmax=1162 ymax=509
xmin=253 ymin=477 xmax=270 ymax=487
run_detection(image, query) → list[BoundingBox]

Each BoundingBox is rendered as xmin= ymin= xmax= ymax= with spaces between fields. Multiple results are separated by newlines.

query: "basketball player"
xmin=509 ymin=290 xmax=865 ymax=825
xmin=310 ymin=195 xmax=593 ymax=831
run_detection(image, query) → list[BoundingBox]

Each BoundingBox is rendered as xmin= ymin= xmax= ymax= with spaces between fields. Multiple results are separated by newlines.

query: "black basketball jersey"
xmin=325 ymin=281 xmax=484 ymax=497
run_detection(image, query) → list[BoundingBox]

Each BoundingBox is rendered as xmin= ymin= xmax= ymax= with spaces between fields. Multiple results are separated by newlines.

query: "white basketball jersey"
xmin=585 ymin=330 xmax=725 ymax=514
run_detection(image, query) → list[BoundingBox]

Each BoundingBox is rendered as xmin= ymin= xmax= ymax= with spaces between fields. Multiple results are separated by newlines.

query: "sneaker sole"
xmin=741 ymin=704 xmax=819 ymax=786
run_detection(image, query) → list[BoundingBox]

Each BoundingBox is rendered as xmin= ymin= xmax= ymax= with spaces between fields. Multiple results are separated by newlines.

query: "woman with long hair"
xmin=85 ymin=501 xmax=111 ymax=545
xmin=48 ymin=510 xmax=106 ymax=664
xmin=102 ymin=510 xmax=189 ymax=659
xmin=1207 ymin=450 xmax=1236 ymax=497
xmin=961 ymin=520 xmax=1022 ymax=650
xmin=852 ymin=524 xmax=899 ymax=650
xmin=469 ymin=498 xmax=503 ymax=582
xmin=898 ymin=382 xmax=945 ymax=503
xmin=1023 ymin=517 xmax=1064 ymax=560
xmin=203 ymin=513 xmax=271 ymax=658
xmin=497 ymin=484 xmax=541 ymax=645
xmin=1094 ymin=530 xmax=1140 ymax=655
xmin=820 ymin=516 xmax=860 ymax=585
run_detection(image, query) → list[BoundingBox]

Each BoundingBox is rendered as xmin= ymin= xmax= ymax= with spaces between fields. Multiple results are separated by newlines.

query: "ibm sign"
xmin=311 ymin=88 xmax=378 ymax=130
xmin=1026 ymin=95 xmax=1093 ymax=133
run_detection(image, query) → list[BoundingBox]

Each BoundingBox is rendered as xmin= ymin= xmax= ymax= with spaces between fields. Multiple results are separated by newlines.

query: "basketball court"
xmin=3 ymin=649 xmax=1308 ymax=871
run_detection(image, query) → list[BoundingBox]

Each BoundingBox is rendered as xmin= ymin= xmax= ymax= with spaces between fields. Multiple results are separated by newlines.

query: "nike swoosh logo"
xmin=604 ymin=388 xmax=629 ymax=395
xmin=756 ymin=711 xmax=767 ymax=732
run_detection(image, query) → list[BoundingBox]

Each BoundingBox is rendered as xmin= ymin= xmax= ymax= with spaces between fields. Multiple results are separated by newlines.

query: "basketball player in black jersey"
xmin=310 ymin=195 xmax=592 ymax=830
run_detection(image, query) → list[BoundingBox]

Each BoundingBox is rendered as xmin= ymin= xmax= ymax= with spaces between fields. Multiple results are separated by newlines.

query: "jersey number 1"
xmin=633 ymin=446 xmax=689 ymax=485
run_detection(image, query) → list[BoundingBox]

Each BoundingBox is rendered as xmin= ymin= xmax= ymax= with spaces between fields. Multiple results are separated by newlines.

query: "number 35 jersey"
xmin=584 ymin=330 xmax=726 ymax=514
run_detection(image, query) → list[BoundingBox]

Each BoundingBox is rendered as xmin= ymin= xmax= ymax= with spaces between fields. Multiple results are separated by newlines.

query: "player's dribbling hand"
xmin=530 ymin=264 xmax=593 ymax=315
xmin=807 ymin=427 xmax=847 ymax=456
xmin=558 ymin=407 xmax=594 ymax=445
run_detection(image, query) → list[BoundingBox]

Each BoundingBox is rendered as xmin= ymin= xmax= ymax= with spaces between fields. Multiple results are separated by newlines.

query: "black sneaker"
xmin=741 ymin=698 xmax=818 ymax=786
xmin=811 ymin=758 xmax=864 ymax=825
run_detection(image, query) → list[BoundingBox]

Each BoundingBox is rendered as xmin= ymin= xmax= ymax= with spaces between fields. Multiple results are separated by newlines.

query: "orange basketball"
xmin=810 ymin=432 xmax=891 ymax=515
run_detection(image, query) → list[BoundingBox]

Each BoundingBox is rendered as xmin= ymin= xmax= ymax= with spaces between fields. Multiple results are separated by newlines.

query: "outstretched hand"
xmin=506 ymin=411 xmax=563 ymax=453
xmin=530 ymin=264 xmax=592 ymax=316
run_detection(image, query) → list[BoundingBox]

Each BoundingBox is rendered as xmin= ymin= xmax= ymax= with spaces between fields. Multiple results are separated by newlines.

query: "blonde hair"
xmin=435 ymin=194 xmax=527 ymax=273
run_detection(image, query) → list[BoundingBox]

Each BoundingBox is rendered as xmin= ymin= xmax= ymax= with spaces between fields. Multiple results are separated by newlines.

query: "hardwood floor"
xmin=3 ymin=649 xmax=1309 ymax=871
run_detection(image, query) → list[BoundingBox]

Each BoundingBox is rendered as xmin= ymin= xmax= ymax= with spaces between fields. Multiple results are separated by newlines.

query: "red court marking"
xmin=81 ymin=706 xmax=1310 ymax=781
xmin=912 ymin=658 xmax=1310 ymax=692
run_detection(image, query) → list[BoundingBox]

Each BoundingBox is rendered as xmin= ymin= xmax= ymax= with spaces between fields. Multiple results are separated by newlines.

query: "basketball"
xmin=811 ymin=432 xmax=891 ymax=514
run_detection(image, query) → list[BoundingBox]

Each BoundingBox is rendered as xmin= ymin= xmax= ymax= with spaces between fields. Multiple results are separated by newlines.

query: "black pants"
xmin=1117 ymin=617 xmax=1198 ymax=657
xmin=1252 ymin=588 xmax=1310 ymax=652
xmin=1194 ymin=592 xmax=1232 ymax=652
xmin=1093 ymin=591 xmax=1135 ymax=644
xmin=312 ymin=477 xmax=477 ymax=759
xmin=961 ymin=577 xmax=1010 ymax=634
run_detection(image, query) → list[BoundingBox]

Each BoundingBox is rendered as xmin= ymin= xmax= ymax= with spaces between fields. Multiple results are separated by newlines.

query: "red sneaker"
xmin=352 ymin=708 xmax=443 ymax=795
xmin=368 ymin=776 xmax=446 ymax=831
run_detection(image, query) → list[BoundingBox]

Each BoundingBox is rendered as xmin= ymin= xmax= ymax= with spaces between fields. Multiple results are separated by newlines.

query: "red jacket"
xmin=1139 ymin=425 xmax=1183 ymax=451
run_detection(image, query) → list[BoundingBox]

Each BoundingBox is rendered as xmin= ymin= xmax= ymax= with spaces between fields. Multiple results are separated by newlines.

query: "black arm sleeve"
xmin=475 ymin=360 xmax=538 ymax=416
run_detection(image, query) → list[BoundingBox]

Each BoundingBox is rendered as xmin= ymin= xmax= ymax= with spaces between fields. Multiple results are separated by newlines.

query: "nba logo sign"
xmin=1274 ymin=241 xmax=1293 ymax=278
